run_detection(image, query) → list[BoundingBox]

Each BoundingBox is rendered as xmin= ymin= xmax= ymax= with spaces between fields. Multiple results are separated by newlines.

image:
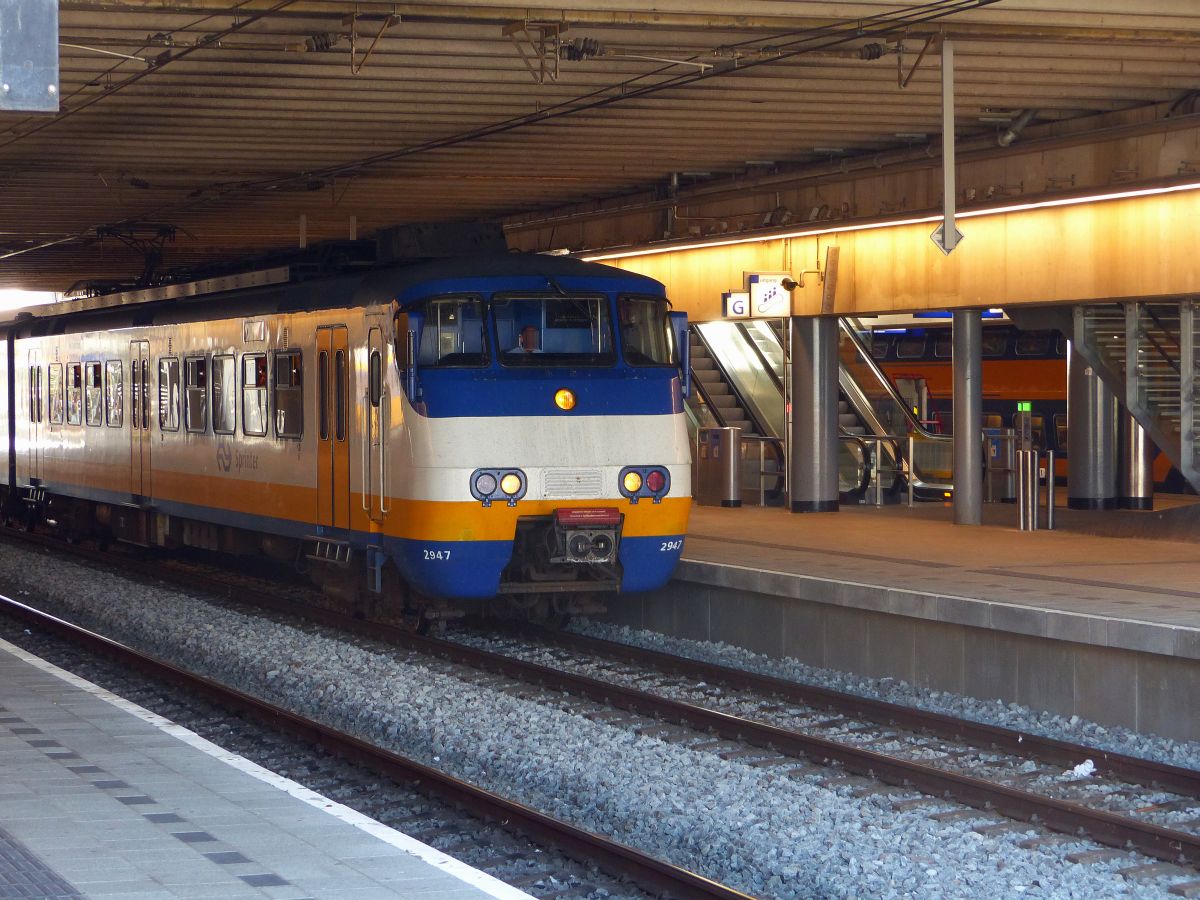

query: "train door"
xmin=26 ymin=349 xmax=42 ymax=482
xmin=364 ymin=325 xmax=387 ymax=523
xmin=317 ymin=326 xmax=350 ymax=529
xmin=129 ymin=340 xmax=151 ymax=498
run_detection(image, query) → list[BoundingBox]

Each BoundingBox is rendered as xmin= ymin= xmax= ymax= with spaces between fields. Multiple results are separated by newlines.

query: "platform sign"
xmin=745 ymin=273 xmax=791 ymax=318
xmin=0 ymin=0 xmax=59 ymax=112
xmin=722 ymin=291 xmax=749 ymax=319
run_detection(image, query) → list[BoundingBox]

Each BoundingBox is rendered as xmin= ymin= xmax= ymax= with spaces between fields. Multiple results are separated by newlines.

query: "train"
xmin=0 ymin=253 xmax=694 ymax=623
xmin=870 ymin=323 xmax=1185 ymax=490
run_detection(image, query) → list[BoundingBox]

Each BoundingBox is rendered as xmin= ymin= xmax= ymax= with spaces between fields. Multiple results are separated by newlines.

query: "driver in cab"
xmin=509 ymin=325 xmax=542 ymax=354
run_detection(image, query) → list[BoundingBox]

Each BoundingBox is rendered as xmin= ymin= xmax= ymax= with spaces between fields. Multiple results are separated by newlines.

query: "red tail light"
xmin=646 ymin=470 xmax=666 ymax=493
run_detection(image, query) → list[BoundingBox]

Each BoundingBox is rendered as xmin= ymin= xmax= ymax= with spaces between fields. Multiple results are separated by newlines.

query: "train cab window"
xmin=85 ymin=362 xmax=102 ymax=426
xmin=406 ymin=296 xmax=488 ymax=367
xmin=242 ymin=354 xmax=268 ymax=437
xmin=158 ymin=358 xmax=180 ymax=431
xmin=274 ymin=350 xmax=302 ymax=439
xmin=1015 ymin=330 xmax=1051 ymax=357
xmin=982 ymin=331 xmax=1008 ymax=358
xmin=105 ymin=360 xmax=123 ymax=427
xmin=895 ymin=335 xmax=927 ymax=359
xmin=495 ymin=294 xmax=615 ymax=366
xmin=48 ymin=364 xmax=63 ymax=425
xmin=28 ymin=366 xmax=42 ymax=423
xmin=66 ymin=363 xmax=82 ymax=426
xmin=870 ymin=334 xmax=892 ymax=361
xmin=185 ymin=356 xmax=207 ymax=433
xmin=618 ymin=296 xmax=673 ymax=366
xmin=211 ymin=355 xmax=236 ymax=434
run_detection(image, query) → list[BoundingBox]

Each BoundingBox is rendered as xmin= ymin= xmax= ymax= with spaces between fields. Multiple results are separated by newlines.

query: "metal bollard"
xmin=1029 ymin=450 xmax=1040 ymax=530
xmin=907 ymin=435 xmax=915 ymax=508
xmin=1044 ymin=450 xmax=1055 ymax=530
xmin=1017 ymin=450 xmax=1028 ymax=530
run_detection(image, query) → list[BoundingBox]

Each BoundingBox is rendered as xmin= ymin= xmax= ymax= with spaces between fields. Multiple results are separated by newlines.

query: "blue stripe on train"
xmin=386 ymin=533 xmax=685 ymax=599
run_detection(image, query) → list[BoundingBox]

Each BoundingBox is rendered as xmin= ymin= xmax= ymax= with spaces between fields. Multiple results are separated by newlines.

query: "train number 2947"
xmin=660 ymin=539 xmax=683 ymax=552
xmin=424 ymin=549 xmax=451 ymax=561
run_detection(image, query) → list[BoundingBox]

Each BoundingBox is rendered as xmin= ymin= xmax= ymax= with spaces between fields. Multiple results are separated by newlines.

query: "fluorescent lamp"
xmin=583 ymin=180 xmax=1200 ymax=262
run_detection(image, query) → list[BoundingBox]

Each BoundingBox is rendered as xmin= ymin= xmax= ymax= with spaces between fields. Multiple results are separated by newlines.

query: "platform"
xmin=0 ymin=639 xmax=531 ymax=900
xmin=607 ymin=497 xmax=1200 ymax=743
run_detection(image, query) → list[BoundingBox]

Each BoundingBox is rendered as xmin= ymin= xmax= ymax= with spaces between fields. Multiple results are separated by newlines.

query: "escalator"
xmin=687 ymin=318 xmax=954 ymax=503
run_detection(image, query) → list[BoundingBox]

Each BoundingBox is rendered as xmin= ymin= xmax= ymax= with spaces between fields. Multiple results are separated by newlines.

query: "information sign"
xmin=722 ymin=291 xmax=749 ymax=319
xmin=0 ymin=0 xmax=59 ymax=112
xmin=745 ymin=273 xmax=791 ymax=318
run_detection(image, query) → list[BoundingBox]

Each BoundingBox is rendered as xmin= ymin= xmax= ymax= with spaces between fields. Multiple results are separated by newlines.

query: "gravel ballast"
xmin=0 ymin=543 xmax=1192 ymax=899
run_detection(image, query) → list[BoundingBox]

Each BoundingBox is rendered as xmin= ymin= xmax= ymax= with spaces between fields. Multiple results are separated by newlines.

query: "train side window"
xmin=66 ymin=363 xmax=82 ymax=426
xmin=105 ymin=360 xmax=123 ymax=427
xmin=185 ymin=356 xmax=207 ymax=433
xmin=48 ymin=364 xmax=63 ymax=425
xmin=211 ymin=355 xmax=236 ymax=435
xmin=28 ymin=366 xmax=42 ymax=423
xmin=273 ymin=350 xmax=302 ymax=439
xmin=369 ymin=350 xmax=382 ymax=407
xmin=1054 ymin=413 xmax=1068 ymax=451
xmin=870 ymin=335 xmax=891 ymax=361
xmin=334 ymin=349 xmax=347 ymax=442
xmin=895 ymin=335 xmax=926 ymax=359
xmin=85 ymin=362 xmax=102 ymax=426
xmin=981 ymin=331 xmax=1008 ymax=358
xmin=318 ymin=351 xmax=329 ymax=440
xmin=933 ymin=334 xmax=952 ymax=359
xmin=158 ymin=358 xmax=180 ymax=431
xmin=242 ymin=354 xmax=268 ymax=436
xmin=1015 ymin=330 xmax=1051 ymax=356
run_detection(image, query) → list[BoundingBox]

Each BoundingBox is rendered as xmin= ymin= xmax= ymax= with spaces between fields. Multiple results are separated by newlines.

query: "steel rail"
xmin=521 ymin=625 xmax=1200 ymax=799
xmin=6 ymin=529 xmax=1200 ymax=869
xmin=0 ymin=593 xmax=752 ymax=900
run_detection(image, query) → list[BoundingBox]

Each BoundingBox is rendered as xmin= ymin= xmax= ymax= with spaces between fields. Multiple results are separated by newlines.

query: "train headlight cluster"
xmin=618 ymin=466 xmax=671 ymax=504
xmin=471 ymin=468 xmax=527 ymax=507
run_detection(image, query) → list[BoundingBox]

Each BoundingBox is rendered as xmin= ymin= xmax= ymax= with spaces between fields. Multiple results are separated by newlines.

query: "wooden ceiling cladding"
xmin=2 ymin=0 xmax=1200 ymax=290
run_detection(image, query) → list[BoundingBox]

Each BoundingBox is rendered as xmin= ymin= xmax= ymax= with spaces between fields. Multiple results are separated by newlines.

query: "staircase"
xmin=688 ymin=332 xmax=758 ymax=435
xmin=1075 ymin=301 xmax=1198 ymax=491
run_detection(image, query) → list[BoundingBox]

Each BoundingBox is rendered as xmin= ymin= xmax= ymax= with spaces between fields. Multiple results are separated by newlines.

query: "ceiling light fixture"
xmin=582 ymin=180 xmax=1200 ymax=262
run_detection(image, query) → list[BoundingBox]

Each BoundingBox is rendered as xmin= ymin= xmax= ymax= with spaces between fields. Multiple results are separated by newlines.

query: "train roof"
xmin=1 ymin=253 xmax=665 ymax=336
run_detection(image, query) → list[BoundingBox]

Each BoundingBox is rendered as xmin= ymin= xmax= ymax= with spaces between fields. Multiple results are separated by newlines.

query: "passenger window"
xmin=66 ymin=363 xmax=82 ymax=426
xmin=1015 ymin=330 xmax=1051 ymax=357
xmin=982 ymin=331 xmax=1008 ymax=358
xmin=273 ymin=351 xmax=302 ymax=439
xmin=242 ymin=354 xmax=268 ymax=436
xmin=48 ymin=364 xmax=63 ymax=425
xmin=158 ymin=358 xmax=180 ymax=431
xmin=870 ymin=335 xmax=891 ymax=361
xmin=212 ymin=355 xmax=236 ymax=435
xmin=1054 ymin=413 xmax=1068 ymax=451
xmin=369 ymin=350 xmax=382 ymax=407
xmin=105 ymin=360 xmax=123 ymax=427
xmin=895 ymin=335 xmax=926 ymax=359
xmin=85 ymin=362 xmax=102 ymax=426
xmin=334 ymin=349 xmax=347 ymax=442
xmin=318 ymin=351 xmax=329 ymax=440
xmin=185 ymin=356 xmax=207 ymax=433
xmin=933 ymin=334 xmax=952 ymax=359
xmin=29 ymin=366 xmax=42 ymax=423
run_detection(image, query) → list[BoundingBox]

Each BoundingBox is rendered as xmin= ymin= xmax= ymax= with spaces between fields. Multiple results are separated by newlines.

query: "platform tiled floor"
xmin=0 ymin=640 xmax=531 ymax=900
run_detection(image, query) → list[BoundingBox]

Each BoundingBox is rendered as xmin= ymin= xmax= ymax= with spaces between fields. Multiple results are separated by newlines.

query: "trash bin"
xmin=696 ymin=427 xmax=742 ymax=507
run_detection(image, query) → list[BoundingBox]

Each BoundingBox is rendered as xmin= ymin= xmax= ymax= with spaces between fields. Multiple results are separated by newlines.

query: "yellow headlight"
xmin=500 ymin=473 xmax=522 ymax=495
xmin=554 ymin=388 xmax=576 ymax=411
xmin=623 ymin=471 xmax=643 ymax=493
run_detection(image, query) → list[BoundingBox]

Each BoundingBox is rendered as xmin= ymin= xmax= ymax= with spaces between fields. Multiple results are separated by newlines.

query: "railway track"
xmin=6 ymin=527 xmax=1200 ymax=892
xmin=0 ymin=590 xmax=750 ymax=900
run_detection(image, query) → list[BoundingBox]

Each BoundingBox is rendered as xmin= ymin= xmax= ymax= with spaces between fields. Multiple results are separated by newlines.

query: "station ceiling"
xmin=2 ymin=0 xmax=1200 ymax=291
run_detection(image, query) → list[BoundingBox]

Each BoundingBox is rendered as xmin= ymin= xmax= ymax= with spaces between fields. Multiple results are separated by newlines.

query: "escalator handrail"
xmin=690 ymin=324 xmax=774 ymax=438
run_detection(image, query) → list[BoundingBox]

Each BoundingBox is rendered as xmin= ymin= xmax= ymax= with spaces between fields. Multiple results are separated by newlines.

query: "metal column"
xmin=789 ymin=315 xmax=839 ymax=512
xmin=1119 ymin=410 xmax=1154 ymax=510
xmin=1067 ymin=346 xmax=1118 ymax=510
xmin=952 ymin=309 xmax=982 ymax=525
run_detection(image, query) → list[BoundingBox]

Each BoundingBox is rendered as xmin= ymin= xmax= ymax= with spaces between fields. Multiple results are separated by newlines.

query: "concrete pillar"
xmin=1119 ymin=410 xmax=1154 ymax=510
xmin=952 ymin=310 xmax=982 ymax=525
xmin=1067 ymin=348 xmax=1119 ymax=509
xmin=789 ymin=315 xmax=839 ymax=512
